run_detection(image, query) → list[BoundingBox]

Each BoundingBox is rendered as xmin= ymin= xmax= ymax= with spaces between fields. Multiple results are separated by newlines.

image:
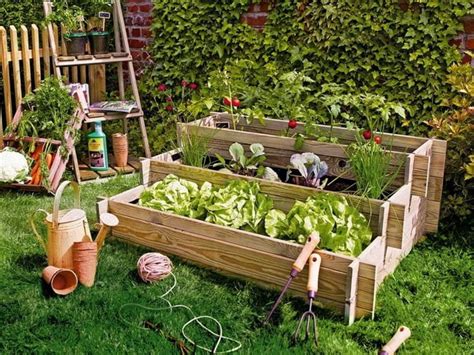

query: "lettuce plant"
xmin=265 ymin=193 xmax=372 ymax=257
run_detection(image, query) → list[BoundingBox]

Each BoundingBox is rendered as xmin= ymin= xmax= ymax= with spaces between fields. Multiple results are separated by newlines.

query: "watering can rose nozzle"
xmin=95 ymin=213 xmax=119 ymax=252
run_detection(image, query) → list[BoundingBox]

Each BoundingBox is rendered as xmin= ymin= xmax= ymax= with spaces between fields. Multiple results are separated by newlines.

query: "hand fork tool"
xmin=264 ymin=232 xmax=320 ymax=324
xmin=293 ymin=253 xmax=321 ymax=345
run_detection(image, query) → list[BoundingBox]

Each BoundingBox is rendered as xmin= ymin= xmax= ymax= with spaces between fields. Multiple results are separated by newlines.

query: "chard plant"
xmin=288 ymin=152 xmax=328 ymax=188
xmin=214 ymin=142 xmax=280 ymax=181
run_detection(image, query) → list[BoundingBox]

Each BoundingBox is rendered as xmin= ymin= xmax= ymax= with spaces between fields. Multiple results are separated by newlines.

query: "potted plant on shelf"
xmin=46 ymin=4 xmax=87 ymax=56
xmin=86 ymin=0 xmax=112 ymax=55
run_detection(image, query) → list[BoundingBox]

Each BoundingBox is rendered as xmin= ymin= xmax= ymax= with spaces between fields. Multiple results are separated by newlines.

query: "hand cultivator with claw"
xmin=293 ymin=253 xmax=321 ymax=345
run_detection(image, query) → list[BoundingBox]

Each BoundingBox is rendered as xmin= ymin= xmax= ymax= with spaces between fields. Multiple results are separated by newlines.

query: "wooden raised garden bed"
xmin=98 ymin=126 xmax=445 ymax=324
xmin=177 ymin=113 xmax=447 ymax=235
xmin=98 ymin=114 xmax=446 ymax=324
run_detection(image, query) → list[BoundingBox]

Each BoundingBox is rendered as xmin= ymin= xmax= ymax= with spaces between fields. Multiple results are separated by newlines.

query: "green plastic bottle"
xmin=87 ymin=120 xmax=108 ymax=171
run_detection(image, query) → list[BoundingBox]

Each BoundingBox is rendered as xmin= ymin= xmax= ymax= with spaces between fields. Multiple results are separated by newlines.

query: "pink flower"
xmin=158 ymin=83 xmax=167 ymax=91
xmin=189 ymin=82 xmax=198 ymax=90
xmin=181 ymin=80 xmax=188 ymax=87
xmin=165 ymin=105 xmax=174 ymax=111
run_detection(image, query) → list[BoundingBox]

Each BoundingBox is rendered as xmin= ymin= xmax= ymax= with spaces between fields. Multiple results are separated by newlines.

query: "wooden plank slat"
xmin=31 ymin=25 xmax=41 ymax=88
xmin=344 ymin=260 xmax=359 ymax=325
xmin=111 ymin=214 xmax=375 ymax=314
xmin=80 ymin=65 xmax=87 ymax=83
xmin=211 ymin=112 xmax=430 ymax=150
xmin=59 ymin=25 xmax=69 ymax=81
xmin=20 ymin=25 xmax=32 ymax=94
xmin=89 ymin=64 xmax=106 ymax=102
xmin=41 ymin=26 xmax=50 ymax=77
xmin=0 ymin=27 xmax=13 ymax=124
xmin=71 ymin=65 xmax=78 ymax=83
xmin=9 ymin=26 xmax=22 ymax=107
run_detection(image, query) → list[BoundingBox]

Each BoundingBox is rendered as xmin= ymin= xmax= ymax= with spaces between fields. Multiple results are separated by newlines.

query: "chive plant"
xmin=347 ymin=137 xmax=401 ymax=199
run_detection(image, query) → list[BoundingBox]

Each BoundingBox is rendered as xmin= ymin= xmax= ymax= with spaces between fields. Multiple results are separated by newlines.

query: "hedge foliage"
xmin=146 ymin=0 xmax=472 ymax=132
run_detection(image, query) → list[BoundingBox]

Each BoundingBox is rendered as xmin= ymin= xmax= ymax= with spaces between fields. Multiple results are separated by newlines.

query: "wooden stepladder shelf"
xmin=43 ymin=0 xmax=151 ymax=183
xmin=55 ymin=53 xmax=132 ymax=67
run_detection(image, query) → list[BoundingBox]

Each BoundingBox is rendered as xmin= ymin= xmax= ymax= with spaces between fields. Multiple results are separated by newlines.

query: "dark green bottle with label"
xmin=87 ymin=121 xmax=108 ymax=171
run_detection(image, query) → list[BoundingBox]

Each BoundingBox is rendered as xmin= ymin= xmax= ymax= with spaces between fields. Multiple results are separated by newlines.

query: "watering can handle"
xmin=52 ymin=180 xmax=81 ymax=226
xmin=29 ymin=209 xmax=49 ymax=254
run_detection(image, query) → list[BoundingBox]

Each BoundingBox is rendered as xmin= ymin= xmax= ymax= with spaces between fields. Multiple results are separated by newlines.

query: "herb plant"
xmin=8 ymin=77 xmax=78 ymax=155
xmin=347 ymin=138 xmax=402 ymax=199
xmin=178 ymin=127 xmax=213 ymax=168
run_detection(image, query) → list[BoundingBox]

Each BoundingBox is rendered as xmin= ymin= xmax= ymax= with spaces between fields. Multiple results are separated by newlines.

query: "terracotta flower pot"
xmin=112 ymin=133 xmax=128 ymax=168
xmin=73 ymin=242 xmax=97 ymax=287
xmin=42 ymin=266 xmax=78 ymax=296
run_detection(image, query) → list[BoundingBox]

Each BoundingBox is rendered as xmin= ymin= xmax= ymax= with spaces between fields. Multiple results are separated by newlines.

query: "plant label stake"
xmin=293 ymin=253 xmax=321 ymax=346
xmin=99 ymin=12 xmax=111 ymax=32
xmin=379 ymin=326 xmax=411 ymax=355
xmin=264 ymin=232 xmax=320 ymax=324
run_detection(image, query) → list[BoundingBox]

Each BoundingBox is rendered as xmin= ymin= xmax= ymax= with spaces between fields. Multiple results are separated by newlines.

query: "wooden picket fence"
xmin=0 ymin=24 xmax=106 ymax=136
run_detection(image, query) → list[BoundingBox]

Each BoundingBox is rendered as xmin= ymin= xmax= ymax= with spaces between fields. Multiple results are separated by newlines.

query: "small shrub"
xmin=425 ymin=62 xmax=474 ymax=229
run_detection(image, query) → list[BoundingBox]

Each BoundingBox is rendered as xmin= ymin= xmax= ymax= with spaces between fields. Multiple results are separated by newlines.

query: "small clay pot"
xmin=73 ymin=242 xmax=97 ymax=287
xmin=42 ymin=266 xmax=78 ymax=296
xmin=112 ymin=133 xmax=128 ymax=168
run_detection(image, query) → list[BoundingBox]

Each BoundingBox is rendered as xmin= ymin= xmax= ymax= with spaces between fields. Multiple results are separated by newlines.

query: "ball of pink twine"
xmin=137 ymin=252 xmax=173 ymax=283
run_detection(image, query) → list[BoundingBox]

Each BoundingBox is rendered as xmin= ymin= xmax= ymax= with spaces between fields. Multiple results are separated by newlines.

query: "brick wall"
xmin=240 ymin=0 xmax=273 ymax=31
xmin=124 ymin=0 xmax=153 ymax=77
xmin=455 ymin=16 xmax=474 ymax=65
xmin=124 ymin=2 xmax=473 ymax=80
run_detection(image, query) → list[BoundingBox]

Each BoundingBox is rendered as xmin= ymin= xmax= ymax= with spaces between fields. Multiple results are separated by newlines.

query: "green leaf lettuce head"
xmin=139 ymin=174 xmax=210 ymax=219
xmin=205 ymin=180 xmax=273 ymax=234
xmin=265 ymin=193 xmax=372 ymax=257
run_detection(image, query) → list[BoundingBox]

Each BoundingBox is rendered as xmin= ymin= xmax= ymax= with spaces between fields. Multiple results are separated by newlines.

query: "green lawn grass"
xmin=1 ymin=175 xmax=472 ymax=354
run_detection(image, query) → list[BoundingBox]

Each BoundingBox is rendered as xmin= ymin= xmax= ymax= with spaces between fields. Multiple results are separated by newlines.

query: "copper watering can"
xmin=31 ymin=180 xmax=92 ymax=269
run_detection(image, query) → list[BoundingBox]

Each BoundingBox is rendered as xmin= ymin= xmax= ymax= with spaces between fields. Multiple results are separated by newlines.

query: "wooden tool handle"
xmin=380 ymin=326 xmax=411 ymax=355
xmin=307 ymin=253 xmax=322 ymax=293
xmin=293 ymin=232 xmax=320 ymax=272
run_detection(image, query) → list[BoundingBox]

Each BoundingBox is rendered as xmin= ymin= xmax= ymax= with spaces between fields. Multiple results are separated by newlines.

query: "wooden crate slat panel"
xmin=112 ymin=214 xmax=376 ymax=313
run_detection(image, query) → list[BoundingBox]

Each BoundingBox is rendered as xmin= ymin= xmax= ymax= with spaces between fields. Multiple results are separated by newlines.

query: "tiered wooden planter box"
xmin=98 ymin=114 xmax=446 ymax=324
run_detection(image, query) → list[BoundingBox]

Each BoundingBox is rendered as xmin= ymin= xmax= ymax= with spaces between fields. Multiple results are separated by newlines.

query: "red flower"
xmin=189 ymin=82 xmax=198 ymax=90
xmin=181 ymin=80 xmax=188 ymax=87
xmin=165 ymin=105 xmax=174 ymax=111
xmin=374 ymin=136 xmax=382 ymax=144
xmin=158 ymin=83 xmax=167 ymax=92
xmin=288 ymin=119 xmax=297 ymax=129
xmin=166 ymin=96 xmax=173 ymax=102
